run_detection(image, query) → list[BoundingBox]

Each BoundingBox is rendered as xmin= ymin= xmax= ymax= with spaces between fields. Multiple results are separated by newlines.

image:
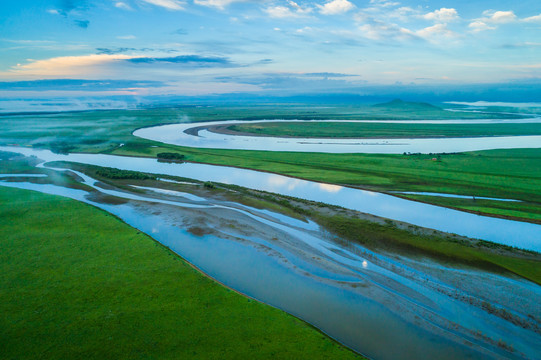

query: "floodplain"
xmin=1 ymin=101 xmax=540 ymax=359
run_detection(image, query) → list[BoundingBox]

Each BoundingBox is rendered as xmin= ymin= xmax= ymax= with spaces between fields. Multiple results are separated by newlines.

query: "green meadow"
xmin=0 ymin=187 xmax=361 ymax=360
xmin=228 ymin=121 xmax=541 ymax=138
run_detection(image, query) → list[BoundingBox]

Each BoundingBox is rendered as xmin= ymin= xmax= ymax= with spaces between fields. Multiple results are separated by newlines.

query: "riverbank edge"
xmin=100 ymin=140 xmax=541 ymax=226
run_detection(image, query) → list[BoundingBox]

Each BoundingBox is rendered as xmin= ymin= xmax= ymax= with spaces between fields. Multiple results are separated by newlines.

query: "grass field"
xmin=227 ymin=121 xmax=541 ymax=138
xmin=0 ymin=187 xmax=361 ymax=360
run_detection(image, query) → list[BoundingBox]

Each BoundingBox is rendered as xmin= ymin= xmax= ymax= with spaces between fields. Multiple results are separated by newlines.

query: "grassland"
xmin=0 ymin=105 xmax=539 ymax=223
xmin=227 ymin=121 xmax=541 ymax=138
xmin=0 ymin=186 xmax=361 ymax=360
xmin=0 ymin=103 xmax=524 ymax=152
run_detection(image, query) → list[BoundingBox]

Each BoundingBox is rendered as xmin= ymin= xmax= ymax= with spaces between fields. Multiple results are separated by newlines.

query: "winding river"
xmin=133 ymin=119 xmax=541 ymax=154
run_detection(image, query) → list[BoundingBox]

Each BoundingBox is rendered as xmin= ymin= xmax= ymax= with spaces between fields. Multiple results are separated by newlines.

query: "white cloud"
xmin=481 ymin=10 xmax=517 ymax=24
xmin=387 ymin=6 xmax=417 ymax=21
xmin=117 ymin=35 xmax=137 ymax=39
xmin=423 ymin=8 xmax=459 ymax=23
xmin=288 ymin=1 xmax=312 ymax=14
xmin=416 ymin=23 xmax=457 ymax=43
xmin=369 ymin=0 xmax=400 ymax=8
xmin=522 ymin=13 xmax=541 ymax=23
xmin=468 ymin=10 xmax=518 ymax=32
xmin=4 ymin=54 xmax=133 ymax=78
xmin=295 ymin=26 xmax=313 ymax=33
xmin=264 ymin=2 xmax=312 ymax=19
xmin=194 ymin=0 xmax=247 ymax=10
xmin=468 ymin=21 xmax=495 ymax=32
xmin=358 ymin=21 xmax=415 ymax=41
xmin=317 ymin=0 xmax=354 ymax=15
xmin=265 ymin=6 xmax=298 ymax=18
xmin=46 ymin=9 xmax=60 ymax=15
xmin=115 ymin=2 xmax=133 ymax=10
xmin=140 ymin=0 xmax=186 ymax=11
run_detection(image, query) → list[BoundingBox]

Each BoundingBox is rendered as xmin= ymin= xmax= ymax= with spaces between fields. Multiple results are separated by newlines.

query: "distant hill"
xmin=373 ymin=99 xmax=442 ymax=111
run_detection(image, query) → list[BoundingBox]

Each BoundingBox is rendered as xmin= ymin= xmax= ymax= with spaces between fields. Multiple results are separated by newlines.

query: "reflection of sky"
xmin=267 ymin=175 xmax=303 ymax=192
xmin=318 ymin=183 xmax=342 ymax=193
xmin=2 ymin=146 xmax=540 ymax=251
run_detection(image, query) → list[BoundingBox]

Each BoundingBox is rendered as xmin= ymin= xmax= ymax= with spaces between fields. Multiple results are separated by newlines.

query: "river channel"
xmin=133 ymin=119 xmax=541 ymax=154
xmin=1 ymin=146 xmax=540 ymax=252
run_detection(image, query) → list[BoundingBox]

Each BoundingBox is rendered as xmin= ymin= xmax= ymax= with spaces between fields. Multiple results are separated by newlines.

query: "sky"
xmin=0 ymin=0 xmax=540 ymax=99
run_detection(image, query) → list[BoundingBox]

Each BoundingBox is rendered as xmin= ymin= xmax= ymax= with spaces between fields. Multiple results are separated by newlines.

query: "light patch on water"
xmin=158 ymin=178 xmax=196 ymax=185
xmin=319 ymin=183 xmax=343 ymax=193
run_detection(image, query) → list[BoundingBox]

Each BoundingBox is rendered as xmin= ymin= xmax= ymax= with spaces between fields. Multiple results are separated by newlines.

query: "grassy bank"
xmin=228 ymin=121 xmax=541 ymax=138
xmin=400 ymin=194 xmax=541 ymax=222
xmin=316 ymin=215 xmax=541 ymax=285
xmin=112 ymin=144 xmax=541 ymax=223
xmin=0 ymin=187 xmax=361 ymax=359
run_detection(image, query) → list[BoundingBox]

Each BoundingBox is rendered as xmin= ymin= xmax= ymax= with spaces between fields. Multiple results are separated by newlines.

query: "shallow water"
xmin=2 ymin=168 xmax=540 ymax=360
xmin=2 ymin=146 xmax=540 ymax=251
xmin=134 ymin=119 xmax=541 ymax=154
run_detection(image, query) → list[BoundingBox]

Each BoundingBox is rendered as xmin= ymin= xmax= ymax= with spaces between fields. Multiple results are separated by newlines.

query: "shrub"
xmin=157 ymin=152 xmax=185 ymax=162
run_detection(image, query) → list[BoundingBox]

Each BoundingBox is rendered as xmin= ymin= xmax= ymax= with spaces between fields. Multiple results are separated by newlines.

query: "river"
xmin=1 ymin=146 xmax=540 ymax=252
xmin=133 ymin=119 xmax=541 ymax=154
xmin=1 ymin=158 xmax=540 ymax=360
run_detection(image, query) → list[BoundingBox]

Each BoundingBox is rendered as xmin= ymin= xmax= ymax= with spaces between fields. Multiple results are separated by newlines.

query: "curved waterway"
xmin=1 ymin=164 xmax=540 ymax=360
xmin=1 ymin=146 xmax=540 ymax=252
xmin=133 ymin=119 xmax=541 ymax=154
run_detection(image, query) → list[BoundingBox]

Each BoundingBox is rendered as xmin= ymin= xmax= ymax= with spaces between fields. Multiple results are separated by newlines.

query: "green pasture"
xmin=228 ymin=121 xmax=541 ymax=138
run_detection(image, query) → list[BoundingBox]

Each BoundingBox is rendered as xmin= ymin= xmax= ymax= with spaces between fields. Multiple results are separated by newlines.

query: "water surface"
xmin=134 ymin=119 xmax=541 ymax=154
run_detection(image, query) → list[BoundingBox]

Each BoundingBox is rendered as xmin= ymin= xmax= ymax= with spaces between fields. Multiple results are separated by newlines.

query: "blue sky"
xmin=1 ymin=0 xmax=540 ymax=98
